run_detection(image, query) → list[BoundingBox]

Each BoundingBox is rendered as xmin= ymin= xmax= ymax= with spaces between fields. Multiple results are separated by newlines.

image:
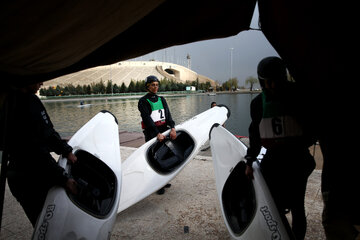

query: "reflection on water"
xmin=43 ymin=93 xmax=257 ymax=138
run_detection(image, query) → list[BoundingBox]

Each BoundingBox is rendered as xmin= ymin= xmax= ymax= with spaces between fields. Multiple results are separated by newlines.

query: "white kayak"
xmin=32 ymin=110 xmax=121 ymax=240
xmin=77 ymin=103 xmax=92 ymax=108
xmin=118 ymin=105 xmax=230 ymax=213
xmin=209 ymin=124 xmax=291 ymax=240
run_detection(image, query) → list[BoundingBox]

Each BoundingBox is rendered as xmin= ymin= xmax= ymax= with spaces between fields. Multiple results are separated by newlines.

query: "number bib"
xmin=259 ymin=93 xmax=303 ymax=147
xmin=141 ymin=97 xmax=166 ymax=129
xmin=150 ymin=108 xmax=165 ymax=123
xmin=259 ymin=115 xmax=303 ymax=139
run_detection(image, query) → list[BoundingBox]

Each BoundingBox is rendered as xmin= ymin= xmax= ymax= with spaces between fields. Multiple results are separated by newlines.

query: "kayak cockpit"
xmin=68 ymin=150 xmax=117 ymax=218
xmin=147 ymin=131 xmax=194 ymax=174
xmin=222 ymin=161 xmax=256 ymax=235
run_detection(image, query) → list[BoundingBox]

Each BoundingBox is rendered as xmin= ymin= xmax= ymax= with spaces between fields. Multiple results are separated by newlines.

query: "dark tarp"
xmin=0 ymin=0 xmax=358 ymax=230
xmin=0 ymin=0 xmax=256 ymax=86
xmin=258 ymin=0 xmax=358 ymax=225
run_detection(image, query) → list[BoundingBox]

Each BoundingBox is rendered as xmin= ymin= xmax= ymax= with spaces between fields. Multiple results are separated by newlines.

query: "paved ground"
xmin=1 ymin=145 xmax=325 ymax=240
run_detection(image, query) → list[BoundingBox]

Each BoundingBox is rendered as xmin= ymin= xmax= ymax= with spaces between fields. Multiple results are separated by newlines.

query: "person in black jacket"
xmin=138 ymin=75 xmax=176 ymax=194
xmin=244 ymin=57 xmax=315 ymax=239
xmin=138 ymin=76 xmax=176 ymax=142
xmin=6 ymin=82 xmax=78 ymax=226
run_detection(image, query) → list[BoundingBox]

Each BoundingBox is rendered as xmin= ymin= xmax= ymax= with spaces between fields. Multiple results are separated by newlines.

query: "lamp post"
xmin=187 ymin=54 xmax=191 ymax=69
xmin=230 ymin=47 xmax=234 ymax=80
xmin=109 ymin=64 xmax=113 ymax=95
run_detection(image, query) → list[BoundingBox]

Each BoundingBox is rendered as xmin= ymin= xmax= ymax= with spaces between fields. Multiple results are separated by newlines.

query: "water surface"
xmin=43 ymin=93 xmax=257 ymax=138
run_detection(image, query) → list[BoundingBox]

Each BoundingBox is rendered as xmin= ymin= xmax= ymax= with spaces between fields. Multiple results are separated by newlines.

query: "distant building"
xmin=42 ymin=61 xmax=216 ymax=89
xmin=186 ymin=86 xmax=196 ymax=91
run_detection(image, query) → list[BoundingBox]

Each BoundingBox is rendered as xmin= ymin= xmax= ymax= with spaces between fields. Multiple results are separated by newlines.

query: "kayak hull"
xmin=118 ymin=105 xmax=230 ymax=213
xmin=209 ymin=124 xmax=291 ymax=240
xmin=32 ymin=110 xmax=121 ymax=240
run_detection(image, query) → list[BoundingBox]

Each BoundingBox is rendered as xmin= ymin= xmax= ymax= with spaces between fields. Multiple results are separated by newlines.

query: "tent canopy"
xmin=1 ymin=0 xmax=353 ymax=135
xmin=1 ymin=0 xmax=352 ymax=97
xmin=0 ymin=0 xmax=256 ymax=85
xmin=0 ymin=0 xmax=354 ymax=136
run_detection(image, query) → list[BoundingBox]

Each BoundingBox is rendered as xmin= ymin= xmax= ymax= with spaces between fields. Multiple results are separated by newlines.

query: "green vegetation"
xmin=221 ymin=78 xmax=239 ymax=91
xmin=39 ymin=78 xmax=212 ymax=97
xmin=245 ymin=76 xmax=259 ymax=91
xmin=39 ymin=76 xmax=261 ymax=99
xmin=219 ymin=77 xmax=260 ymax=91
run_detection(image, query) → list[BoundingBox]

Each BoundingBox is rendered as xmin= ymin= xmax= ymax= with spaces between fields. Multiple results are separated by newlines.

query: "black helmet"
xmin=145 ymin=75 xmax=159 ymax=88
xmin=257 ymin=56 xmax=287 ymax=88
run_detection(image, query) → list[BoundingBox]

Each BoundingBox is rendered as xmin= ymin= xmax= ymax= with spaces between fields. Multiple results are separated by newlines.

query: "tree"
xmin=76 ymin=85 xmax=84 ymax=95
xmin=245 ymin=76 xmax=258 ymax=91
xmin=165 ymin=82 xmax=171 ymax=91
xmin=222 ymin=78 xmax=238 ymax=91
xmin=169 ymin=80 xmax=177 ymax=91
xmin=128 ymin=80 xmax=136 ymax=92
xmin=39 ymin=88 xmax=46 ymax=96
xmin=112 ymin=84 xmax=119 ymax=93
xmin=67 ymin=85 xmax=74 ymax=95
xmin=138 ymin=80 xmax=146 ymax=92
xmin=195 ymin=78 xmax=199 ymax=89
xmin=46 ymin=86 xmax=56 ymax=96
xmin=205 ymin=81 xmax=211 ymax=91
xmin=177 ymin=82 xmax=185 ymax=91
xmin=54 ymin=85 xmax=62 ymax=96
xmin=190 ymin=78 xmax=200 ymax=90
xmin=120 ymin=82 xmax=127 ymax=93
xmin=106 ymin=80 xmax=113 ymax=94
xmin=83 ymin=85 xmax=91 ymax=95
xmin=135 ymin=80 xmax=142 ymax=92
xmin=91 ymin=80 xmax=105 ymax=94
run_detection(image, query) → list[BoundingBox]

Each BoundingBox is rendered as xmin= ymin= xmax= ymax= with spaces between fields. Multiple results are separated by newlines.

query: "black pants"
xmin=7 ymin=170 xmax=53 ymax=227
xmin=144 ymin=125 xmax=171 ymax=194
xmin=260 ymin=148 xmax=315 ymax=239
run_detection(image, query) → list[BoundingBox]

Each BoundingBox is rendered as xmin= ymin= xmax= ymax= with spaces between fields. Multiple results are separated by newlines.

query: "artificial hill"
xmin=42 ymin=61 xmax=216 ymax=89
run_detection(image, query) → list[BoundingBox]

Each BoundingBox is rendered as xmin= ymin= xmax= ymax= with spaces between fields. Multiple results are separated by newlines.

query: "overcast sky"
xmin=133 ymin=5 xmax=279 ymax=87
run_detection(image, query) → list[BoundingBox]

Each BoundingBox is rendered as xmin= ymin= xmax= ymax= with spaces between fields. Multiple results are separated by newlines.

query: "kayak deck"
xmin=69 ymin=150 xmax=118 ymax=218
xmin=147 ymin=131 xmax=194 ymax=174
xmin=222 ymin=161 xmax=256 ymax=235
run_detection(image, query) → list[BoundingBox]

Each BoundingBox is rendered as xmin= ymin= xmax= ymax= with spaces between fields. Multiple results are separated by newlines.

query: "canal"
xmin=43 ymin=93 xmax=258 ymax=138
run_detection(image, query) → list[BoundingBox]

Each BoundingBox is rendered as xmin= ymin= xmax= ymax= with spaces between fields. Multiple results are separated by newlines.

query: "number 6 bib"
xmin=259 ymin=92 xmax=303 ymax=147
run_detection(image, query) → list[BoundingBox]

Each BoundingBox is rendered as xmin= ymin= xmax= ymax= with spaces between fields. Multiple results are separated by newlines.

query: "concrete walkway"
xmin=1 ymin=144 xmax=325 ymax=239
